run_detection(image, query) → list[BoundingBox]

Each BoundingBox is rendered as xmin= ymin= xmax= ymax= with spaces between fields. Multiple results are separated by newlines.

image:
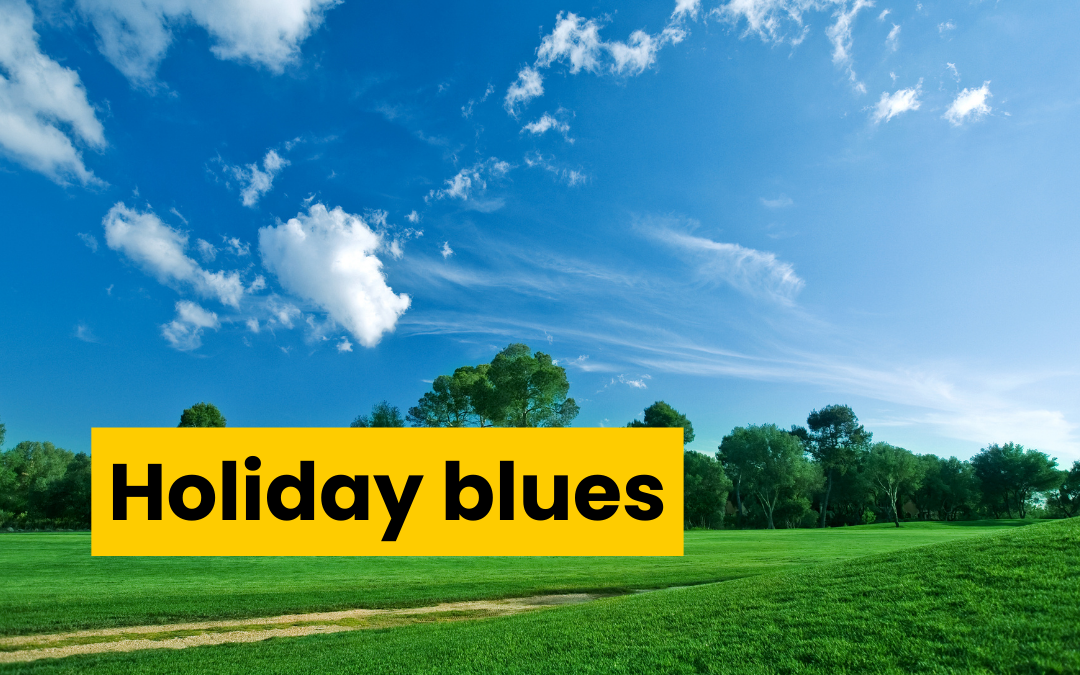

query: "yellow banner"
xmin=91 ymin=427 xmax=683 ymax=556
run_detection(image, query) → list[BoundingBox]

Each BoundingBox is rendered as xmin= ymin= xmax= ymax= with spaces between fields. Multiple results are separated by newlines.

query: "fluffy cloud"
xmin=75 ymin=0 xmax=340 ymax=87
xmin=656 ymin=228 xmax=804 ymax=304
xmin=103 ymin=202 xmax=247 ymax=307
xmin=223 ymin=149 xmax=289 ymax=207
xmin=258 ymin=203 xmax=411 ymax=347
xmin=871 ymin=81 xmax=921 ymax=123
xmin=0 ymin=0 xmax=105 ymax=184
xmin=504 ymin=67 xmax=544 ymax=116
xmin=944 ymin=82 xmax=992 ymax=126
xmin=161 ymin=300 xmax=219 ymax=351
xmin=440 ymin=241 xmax=454 ymax=259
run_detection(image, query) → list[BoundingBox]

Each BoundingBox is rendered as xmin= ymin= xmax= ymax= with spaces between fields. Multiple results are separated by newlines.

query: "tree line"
xmin=3 ymin=343 xmax=1079 ymax=530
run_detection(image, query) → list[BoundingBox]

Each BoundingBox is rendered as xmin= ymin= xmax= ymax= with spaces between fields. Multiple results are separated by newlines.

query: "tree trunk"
xmin=893 ymin=493 xmax=901 ymax=528
xmin=819 ymin=469 xmax=834 ymax=528
xmin=1004 ymin=490 xmax=1014 ymax=519
xmin=735 ymin=476 xmax=743 ymax=529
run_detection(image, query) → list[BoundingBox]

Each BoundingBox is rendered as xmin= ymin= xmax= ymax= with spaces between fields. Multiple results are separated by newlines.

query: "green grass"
xmin=0 ymin=521 xmax=1033 ymax=636
xmin=7 ymin=518 xmax=1077 ymax=674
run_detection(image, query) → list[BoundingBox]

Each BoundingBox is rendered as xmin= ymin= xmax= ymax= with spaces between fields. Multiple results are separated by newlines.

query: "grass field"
xmin=2 ymin=518 xmax=1076 ymax=674
xmin=0 ymin=521 xmax=1035 ymax=636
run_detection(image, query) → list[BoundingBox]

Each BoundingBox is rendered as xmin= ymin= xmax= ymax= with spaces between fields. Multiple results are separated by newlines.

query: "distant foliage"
xmin=0 ymin=441 xmax=91 ymax=529
xmin=627 ymin=401 xmax=695 ymax=445
xmin=178 ymin=402 xmax=226 ymax=427
xmin=352 ymin=401 xmax=405 ymax=428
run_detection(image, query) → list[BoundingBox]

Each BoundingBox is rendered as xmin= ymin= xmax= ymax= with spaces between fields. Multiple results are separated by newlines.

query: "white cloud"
xmin=77 ymin=232 xmax=99 ymax=252
xmin=336 ymin=336 xmax=352 ymax=352
xmin=938 ymin=20 xmax=955 ymax=34
xmin=405 ymin=210 xmax=421 ymax=224
xmin=224 ymin=149 xmax=289 ymax=207
xmin=0 ymin=0 xmax=105 ymax=184
xmin=871 ymin=80 xmax=921 ymax=123
xmin=161 ymin=300 xmax=219 ymax=351
xmin=462 ymin=83 xmax=494 ymax=118
xmin=521 ymin=112 xmax=572 ymax=141
xmin=672 ymin=0 xmax=701 ymax=20
xmin=536 ymin=13 xmax=604 ymax=74
xmin=223 ymin=236 xmax=250 ymax=256
xmin=714 ymin=0 xmax=812 ymax=44
xmin=761 ymin=195 xmax=793 ymax=209
xmin=945 ymin=62 xmax=960 ymax=82
xmin=944 ymin=82 xmax=991 ymax=126
xmin=427 ymin=158 xmax=510 ymax=202
xmin=196 ymin=238 xmax=217 ymax=261
xmin=655 ymin=227 xmax=804 ymax=304
xmin=74 ymin=322 xmax=97 ymax=343
xmin=877 ymin=8 xmax=890 ymax=20
xmin=441 ymin=241 xmax=454 ymax=259
xmin=75 ymin=0 xmax=340 ymax=87
xmin=885 ymin=23 xmax=900 ymax=52
xmin=826 ymin=0 xmax=873 ymax=93
xmin=504 ymin=66 xmax=544 ymax=116
xmin=103 ymin=202 xmax=247 ymax=307
xmin=607 ymin=30 xmax=662 ymax=75
xmin=258 ymin=203 xmax=411 ymax=347
xmin=523 ymin=151 xmax=587 ymax=187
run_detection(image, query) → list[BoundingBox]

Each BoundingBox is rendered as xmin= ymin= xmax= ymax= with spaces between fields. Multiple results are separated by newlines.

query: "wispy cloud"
xmin=521 ymin=111 xmax=573 ymax=142
xmin=649 ymin=225 xmax=805 ymax=304
xmin=761 ymin=195 xmax=793 ymax=209
xmin=885 ymin=23 xmax=900 ymax=52
xmin=220 ymin=149 xmax=290 ymax=207
xmin=426 ymin=158 xmax=512 ymax=202
xmin=826 ymin=0 xmax=874 ymax=93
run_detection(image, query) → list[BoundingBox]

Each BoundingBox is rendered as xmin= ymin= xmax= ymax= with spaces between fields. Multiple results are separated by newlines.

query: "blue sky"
xmin=2 ymin=0 xmax=1078 ymax=464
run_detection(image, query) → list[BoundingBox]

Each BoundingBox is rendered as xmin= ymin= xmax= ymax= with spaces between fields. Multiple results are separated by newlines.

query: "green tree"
xmin=718 ymin=426 xmax=756 ymax=527
xmin=178 ymin=402 xmax=226 ymax=427
xmin=627 ymin=401 xmax=695 ymax=445
xmin=971 ymin=443 xmax=1061 ymax=518
xmin=351 ymin=401 xmax=405 ymax=427
xmin=1053 ymin=461 xmax=1080 ymax=517
xmin=0 ymin=441 xmax=76 ymax=528
xmin=485 ymin=344 xmax=578 ymax=427
xmin=867 ymin=443 xmax=924 ymax=527
xmin=741 ymin=424 xmax=822 ymax=529
xmin=0 ymin=415 xmax=6 ymax=447
xmin=407 ymin=366 xmax=495 ymax=427
xmin=806 ymin=404 xmax=871 ymax=527
xmin=914 ymin=455 xmax=978 ymax=521
xmin=683 ymin=450 xmax=733 ymax=529
xmin=44 ymin=453 xmax=92 ymax=528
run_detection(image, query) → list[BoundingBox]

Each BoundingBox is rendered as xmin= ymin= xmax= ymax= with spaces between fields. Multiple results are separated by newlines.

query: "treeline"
xmin=0 ymin=420 xmax=91 ymax=530
xmin=673 ymin=403 xmax=1080 ymax=529
xmin=0 ymin=403 xmax=225 ymax=530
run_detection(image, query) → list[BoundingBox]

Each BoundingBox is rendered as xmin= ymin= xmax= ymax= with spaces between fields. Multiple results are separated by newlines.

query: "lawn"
xmin=4 ymin=518 xmax=1076 ymax=674
xmin=0 ymin=520 xmax=1034 ymax=636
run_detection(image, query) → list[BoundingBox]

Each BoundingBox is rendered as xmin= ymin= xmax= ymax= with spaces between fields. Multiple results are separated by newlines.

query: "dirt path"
xmin=0 ymin=594 xmax=604 ymax=664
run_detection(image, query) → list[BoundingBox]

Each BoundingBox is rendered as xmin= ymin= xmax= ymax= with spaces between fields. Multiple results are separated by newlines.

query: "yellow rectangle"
xmin=91 ymin=428 xmax=683 ymax=556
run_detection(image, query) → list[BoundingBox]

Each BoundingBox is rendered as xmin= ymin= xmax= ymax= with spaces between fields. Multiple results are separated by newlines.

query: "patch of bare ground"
xmin=0 ymin=594 xmax=604 ymax=663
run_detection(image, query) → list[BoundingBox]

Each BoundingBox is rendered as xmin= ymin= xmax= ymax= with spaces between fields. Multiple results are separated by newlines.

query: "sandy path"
xmin=0 ymin=594 xmax=602 ymax=664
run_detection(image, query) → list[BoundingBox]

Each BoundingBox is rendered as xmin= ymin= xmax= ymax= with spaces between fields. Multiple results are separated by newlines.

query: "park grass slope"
xmin=6 ymin=518 xmax=1078 ymax=674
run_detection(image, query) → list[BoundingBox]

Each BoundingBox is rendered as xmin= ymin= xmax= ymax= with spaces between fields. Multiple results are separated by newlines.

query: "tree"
xmin=1053 ymin=461 xmax=1080 ymax=517
xmin=914 ymin=455 xmax=978 ymax=521
xmin=0 ymin=415 xmax=6 ymax=447
xmin=44 ymin=453 xmax=92 ymax=528
xmin=806 ymin=404 xmax=871 ymax=527
xmin=351 ymin=401 xmax=405 ymax=427
xmin=971 ymin=443 xmax=1062 ymax=518
xmin=719 ymin=424 xmax=823 ymax=529
xmin=485 ymin=344 xmax=578 ymax=427
xmin=178 ymin=402 xmax=226 ymax=427
xmin=866 ymin=443 xmax=924 ymax=527
xmin=683 ymin=450 xmax=733 ymax=529
xmin=627 ymin=401 xmax=695 ymax=445
xmin=0 ymin=441 xmax=77 ymax=528
xmin=407 ymin=366 xmax=494 ymax=427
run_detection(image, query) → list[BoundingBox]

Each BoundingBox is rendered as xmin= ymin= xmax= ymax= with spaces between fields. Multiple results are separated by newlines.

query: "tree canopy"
xmin=178 ymin=402 xmax=226 ymax=427
xmin=971 ymin=443 xmax=1061 ymax=518
xmin=867 ymin=442 xmax=924 ymax=527
xmin=352 ymin=401 xmax=406 ymax=428
xmin=408 ymin=344 xmax=578 ymax=428
xmin=806 ymin=404 xmax=871 ymax=527
xmin=627 ymin=401 xmax=695 ymax=445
